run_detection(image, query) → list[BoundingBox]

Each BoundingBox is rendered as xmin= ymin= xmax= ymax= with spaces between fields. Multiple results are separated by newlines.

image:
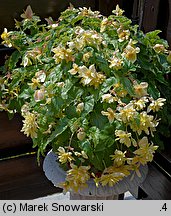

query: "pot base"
xmin=70 ymin=192 xmax=118 ymax=200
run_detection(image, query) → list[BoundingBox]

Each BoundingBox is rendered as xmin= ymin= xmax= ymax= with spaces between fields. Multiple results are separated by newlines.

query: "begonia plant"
xmin=0 ymin=5 xmax=171 ymax=192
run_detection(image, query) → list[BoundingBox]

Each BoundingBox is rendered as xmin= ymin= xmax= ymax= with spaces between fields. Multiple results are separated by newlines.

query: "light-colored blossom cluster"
xmin=109 ymin=54 xmax=123 ymax=70
xmin=57 ymin=147 xmax=74 ymax=164
xmin=69 ymin=64 xmax=106 ymax=88
xmin=78 ymin=7 xmax=101 ymax=18
xmin=1 ymin=28 xmax=12 ymax=47
xmin=22 ymin=48 xmax=42 ymax=67
xmin=21 ymin=112 xmax=38 ymax=138
xmin=122 ymin=40 xmax=140 ymax=63
xmin=117 ymin=27 xmax=130 ymax=42
xmin=52 ymin=46 xmax=74 ymax=63
xmin=61 ymin=164 xmax=90 ymax=192
xmin=68 ymin=28 xmax=103 ymax=51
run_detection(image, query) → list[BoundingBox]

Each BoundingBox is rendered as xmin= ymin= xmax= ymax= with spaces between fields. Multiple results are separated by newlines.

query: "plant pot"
xmin=70 ymin=192 xmax=118 ymax=200
xmin=43 ymin=150 xmax=148 ymax=200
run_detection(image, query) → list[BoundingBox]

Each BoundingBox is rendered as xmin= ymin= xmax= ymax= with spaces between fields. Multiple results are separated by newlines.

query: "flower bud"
xmin=34 ymin=89 xmax=45 ymax=102
xmin=76 ymin=102 xmax=84 ymax=113
xmin=77 ymin=131 xmax=86 ymax=141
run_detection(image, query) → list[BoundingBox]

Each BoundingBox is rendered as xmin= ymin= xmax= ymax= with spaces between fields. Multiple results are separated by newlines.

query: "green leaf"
xmin=68 ymin=118 xmax=81 ymax=133
xmin=95 ymin=53 xmax=110 ymax=76
xmin=65 ymin=105 xmax=77 ymax=119
xmin=61 ymin=79 xmax=74 ymax=99
xmin=148 ymin=84 xmax=160 ymax=99
xmin=83 ymin=95 xmax=94 ymax=116
xmin=90 ymin=103 xmax=109 ymax=129
xmin=48 ymin=65 xmax=62 ymax=83
xmin=67 ymin=86 xmax=84 ymax=102
xmin=145 ymin=30 xmax=162 ymax=39
xmin=88 ymin=126 xmax=100 ymax=147
xmin=71 ymin=15 xmax=84 ymax=26
xmin=96 ymin=135 xmax=114 ymax=152
xmin=79 ymin=140 xmax=94 ymax=158
xmin=100 ymin=77 xmax=117 ymax=96
xmin=51 ymin=96 xmax=64 ymax=113
xmin=120 ymin=76 xmax=134 ymax=96
xmin=18 ymin=87 xmax=33 ymax=99
xmin=91 ymin=154 xmax=104 ymax=171
xmin=42 ymin=118 xmax=68 ymax=150
xmin=8 ymin=50 xmax=21 ymax=70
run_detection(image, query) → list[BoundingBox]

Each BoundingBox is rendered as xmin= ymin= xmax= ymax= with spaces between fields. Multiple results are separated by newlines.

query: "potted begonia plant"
xmin=0 ymin=5 xmax=171 ymax=198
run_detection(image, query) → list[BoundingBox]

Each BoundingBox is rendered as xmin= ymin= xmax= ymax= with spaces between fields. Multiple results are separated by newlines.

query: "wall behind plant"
xmin=0 ymin=0 xmax=96 ymax=33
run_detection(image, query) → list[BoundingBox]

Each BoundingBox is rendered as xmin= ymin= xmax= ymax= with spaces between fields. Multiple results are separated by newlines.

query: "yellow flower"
xmin=134 ymin=136 xmax=158 ymax=163
xmin=100 ymin=165 xmax=130 ymax=187
xmin=112 ymin=81 xmax=128 ymax=97
xmin=140 ymin=112 xmax=158 ymax=135
xmin=109 ymin=56 xmax=123 ymax=70
xmin=113 ymin=82 xmax=121 ymax=89
xmin=128 ymin=163 xmax=142 ymax=178
xmin=130 ymin=111 xmax=158 ymax=136
xmin=115 ymin=130 xmax=132 ymax=147
xmin=83 ymin=30 xmax=102 ymax=47
xmin=78 ymin=64 xmax=106 ymax=88
xmin=52 ymin=46 xmax=74 ymax=63
xmin=133 ymin=97 xmax=149 ymax=110
xmin=117 ymin=28 xmax=130 ymax=42
xmin=100 ymin=18 xmax=108 ymax=32
xmin=21 ymin=112 xmax=38 ymax=138
xmin=58 ymin=181 xmax=71 ymax=194
xmin=117 ymin=89 xmax=128 ymax=97
xmin=65 ymin=164 xmax=90 ymax=192
xmin=76 ymin=102 xmax=84 ymax=113
xmin=101 ymin=107 xmax=115 ymax=123
xmin=99 ymin=173 xmax=123 ymax=187
xmin=1 ymin=28 xmax=9 ymax=40
xmin=82 ymin=52 xmax=92 ymax=62
xmin=153 ymin=44 xmax=166 ymax=53
xmin=105 ymin=165 xmax=131 ymax=176
xmin=28 ymin=78 xmax=40 ymax=89
xmin=57 ymin=147 xmax=74 ymax=164
xmin=113 ymin=5 xmax=124 ymax=16
xmin=101 ymin=94 xmax=115 ymax=103
xmin=101 ymin=18 xmax=119 ymax=32
xmin=134 ymin=82 xmax=148 ymax=98
xmin=122 ymin=41 xmax=140 ymax=63
xmin=74 ymin=29 xmax=102 ymax=50
xmin=71 ymin=28 xmax=103 ymax=50
xmin=116 ymin=104 xmax=137 ymax=123
xmin=78 ymin=7 xmax=100 ymax=18
xmin=68 ymin=63 xmax=79 ymax=75
xmin=1 ymin=28 xmax=12 ymax=47
xmin=74 ymin=150 xmax=88 ymax=159
xmin=110 ymin=149 xmax=126 ymax=166
xmin=81 ymin=151 xmax=88 ymax=159
xmin=131 ymin=155 xmax=148 ymax=166
xmin=147 ymin=98 xmax=166 ymax=112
